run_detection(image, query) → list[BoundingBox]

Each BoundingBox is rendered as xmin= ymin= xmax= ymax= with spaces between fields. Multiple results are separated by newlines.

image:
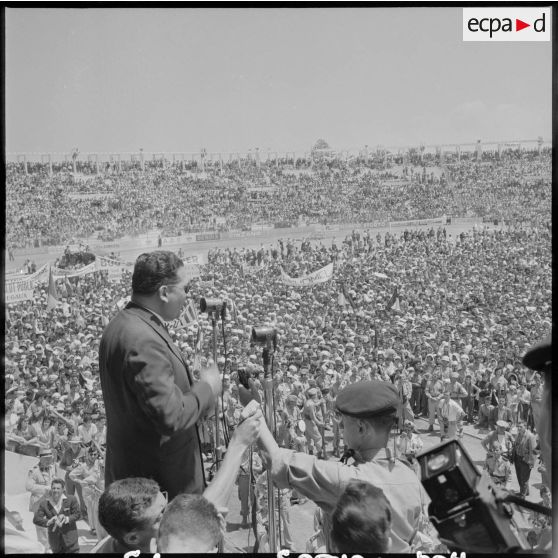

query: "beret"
xmin=522 ymin=334 xmax=551 ymax=372
xmin=335 ymin=380 xmax=399 ymax=418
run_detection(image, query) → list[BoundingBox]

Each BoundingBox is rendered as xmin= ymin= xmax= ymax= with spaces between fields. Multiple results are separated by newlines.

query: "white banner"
xmin=281 ymin=263 xmax=334 ymax=287
xmin=182 ymin=252 xmax=207 ymax=265
xmin=389 ymin=215 xmax=446 ymax=228
xmin=5 ymin=280 xmax=35 ymax=303
xmin=95 ymin=255 xmax=133 ymax=280
xmin=5 ymin=264 xmax=50 ymax=303
xmin=52 ymin=262 xmax=97 ymax=279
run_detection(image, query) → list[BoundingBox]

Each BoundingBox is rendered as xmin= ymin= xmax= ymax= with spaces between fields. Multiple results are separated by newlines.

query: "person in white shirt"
xmin=77 ymin=412 xmax=98 ymax=445
xmin=438 ymin=390 xmax=465 ymax=441
xmin=396 ymin=420 xmax=423 ymax=474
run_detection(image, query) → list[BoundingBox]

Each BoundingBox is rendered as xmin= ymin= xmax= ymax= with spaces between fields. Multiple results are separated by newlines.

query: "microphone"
xmin=199 ymin=297 xmax=227 ymax=320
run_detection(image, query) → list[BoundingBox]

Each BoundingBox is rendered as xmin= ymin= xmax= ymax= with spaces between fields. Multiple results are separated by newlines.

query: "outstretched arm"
xmin=203 ymin=405 xmax=262 ymax=509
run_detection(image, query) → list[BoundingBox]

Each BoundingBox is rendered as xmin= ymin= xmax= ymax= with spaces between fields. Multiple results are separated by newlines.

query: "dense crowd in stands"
xmin=6 ymin=148 xmax=550 ymax=250
xmin=4 ymin=208 xmax=552 ymax=550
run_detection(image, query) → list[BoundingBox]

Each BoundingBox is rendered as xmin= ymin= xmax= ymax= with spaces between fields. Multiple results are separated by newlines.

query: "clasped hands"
xmin=47 ymin=513 xmax=69 ymax=531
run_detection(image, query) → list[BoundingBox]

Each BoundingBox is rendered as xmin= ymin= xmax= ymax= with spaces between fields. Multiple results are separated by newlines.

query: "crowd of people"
xmin=5 ymin=209 xmax=552 ymax=552
xmin=6 ymin=148 xmax=550 ymax=250
xmin=4 ymin=146 xmax=551 ymax=552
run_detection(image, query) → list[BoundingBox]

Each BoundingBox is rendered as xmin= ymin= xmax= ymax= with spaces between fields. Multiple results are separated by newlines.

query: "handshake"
xmin=47 ymin=514 xmax=69 ymax=531
xmin=230 ymin=399 xmax=264 ymax=449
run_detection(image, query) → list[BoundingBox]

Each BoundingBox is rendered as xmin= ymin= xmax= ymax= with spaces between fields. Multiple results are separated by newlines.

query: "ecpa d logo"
xmin=463 ymin=8 xmax=550 ymax=41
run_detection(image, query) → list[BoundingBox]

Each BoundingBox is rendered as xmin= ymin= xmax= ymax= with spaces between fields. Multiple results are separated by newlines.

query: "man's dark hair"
xmin=98 ymin=478 xmax=161 ymax=542
xmin=157 ymin=494 xmax=221 ymax=552
xmin=51 ymin=478 xmax=65 ymax=489
xmin=331 ymin=480 xmax=392 ymax=553
xmin=131 ymin=251 xmax=184 ymax=295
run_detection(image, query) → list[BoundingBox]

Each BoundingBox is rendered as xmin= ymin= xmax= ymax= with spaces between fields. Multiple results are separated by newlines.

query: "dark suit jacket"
xmin=489 ymin=407 xmax=513 ymax=429
xmin=33 ymin=493 xmax=80 ymax=551
xmin=99 ymin=302 xmax=214 ymax=499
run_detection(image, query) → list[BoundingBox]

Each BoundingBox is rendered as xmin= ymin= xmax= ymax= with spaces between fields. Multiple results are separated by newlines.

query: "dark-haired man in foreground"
xmin=93 ymin=406 xmax=262 ymax=553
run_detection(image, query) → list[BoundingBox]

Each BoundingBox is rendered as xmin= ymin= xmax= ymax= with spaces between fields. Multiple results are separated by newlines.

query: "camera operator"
xmin=521 ymin=333 xmax=551 ymax=492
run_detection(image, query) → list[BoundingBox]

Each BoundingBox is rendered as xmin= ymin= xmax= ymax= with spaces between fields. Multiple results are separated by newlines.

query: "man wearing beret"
xmin=254 ymin=380 xmax=430 ymax=552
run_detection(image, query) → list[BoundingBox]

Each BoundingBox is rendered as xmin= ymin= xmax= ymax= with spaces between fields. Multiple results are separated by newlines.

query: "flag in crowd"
xmin=339 ymin=284 xmax=356 ymax=312
xmin=386 ymin=286 xmax=400 ymax=311
xmin=224 ymin=297 xmax=238 ymax=322
xmin=183 ymin=299 xmax=198 ymax=324
xmin=46 ymin=266 xmax=59 ymax=310
xmin=64 ymin=274 xmax=73 ymax=297
xmin=195 ymin=325 xmax=204 ymax=354
xmin=169 ymin=299 xmax=199 ymax=330
xmin=191 ymin=325 xmax=204 ymax=371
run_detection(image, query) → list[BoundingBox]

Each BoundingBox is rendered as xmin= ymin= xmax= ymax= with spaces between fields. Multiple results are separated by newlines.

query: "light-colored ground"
xmin=6 ymin=219 xmax=500 ymax=274
xmin=7 ymin=418 xmax=541 ymax=553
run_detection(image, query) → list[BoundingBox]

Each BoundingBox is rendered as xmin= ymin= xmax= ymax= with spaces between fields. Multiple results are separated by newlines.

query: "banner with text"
xmin=5 ymin=264 xmax=50 ymax=303
xmin=281 ymin=262 xmax=334 ymax=287
xmin=51 ymin=262 xmax=97 ymax=280
xmin=94 ymin=256 xmax=133 ymax=280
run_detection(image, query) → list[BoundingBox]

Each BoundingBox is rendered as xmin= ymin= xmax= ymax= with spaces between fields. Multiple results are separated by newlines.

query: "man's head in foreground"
xmin=331 ymin=480 xmax=392 ymax=553
xmin=157 ymin=493 xmax=224 ymax=553
xmin=98 ymin=478 xmax=166 ymax=551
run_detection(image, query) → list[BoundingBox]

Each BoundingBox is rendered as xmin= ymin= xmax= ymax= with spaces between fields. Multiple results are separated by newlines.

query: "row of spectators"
xmin=4 ymin=216 xmax=551 ymax=550
xmin=6 ymin=150 xmax=550 ymax=249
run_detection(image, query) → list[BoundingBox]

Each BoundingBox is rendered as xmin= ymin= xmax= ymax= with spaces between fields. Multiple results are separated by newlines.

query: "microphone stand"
xmin=209 ymin=304 xmax=226 ymax=555
xmin=262 ymin=342 xmax=279 ymax=553
xmin=209 ymin=303 xmax=227 ymax=477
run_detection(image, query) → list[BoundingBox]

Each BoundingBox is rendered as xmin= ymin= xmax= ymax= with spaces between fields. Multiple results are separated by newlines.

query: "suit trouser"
xmin=410 ymin=387 xmax=421 ymax=413
xmin=49 ymin=532 xmax=80 ymax=554
xmin=440 ymin=420 xmax=458 ymax=439
xmin=35 ymin=526 xmax=50 ymax=552
xmin=279 ymin=500 xmax=294 ymax=549
xmin=332 ymin=422 xmax=341 ymax=454
xmin=398 ymin=401 xmax=414 ymax=430
xmin=514 ymin=459 xmax=532 ymax=496
xmin=238 ymin=474 xmax=251 ymax=518
xmin=428 ymin=399 xmax=439 ymax=426
xmin=420 ymin=390 xmax=428 ymax=415
xmin=462 ymin=396 xmax=475 ymax=421
xmin=304 ymin=422 xmax=322 ymax=455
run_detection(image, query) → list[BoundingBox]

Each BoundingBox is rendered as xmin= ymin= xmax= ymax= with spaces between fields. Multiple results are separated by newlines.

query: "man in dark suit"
xmin=512 ymin=421 xmax=537 ymax=497
xmin=33 ymin=478 xmax=80 ymax=553
xmin=489 ymin=397 xmax=513 ymax=430
xmin=99 ymin=251 xmax=221 ymax=499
